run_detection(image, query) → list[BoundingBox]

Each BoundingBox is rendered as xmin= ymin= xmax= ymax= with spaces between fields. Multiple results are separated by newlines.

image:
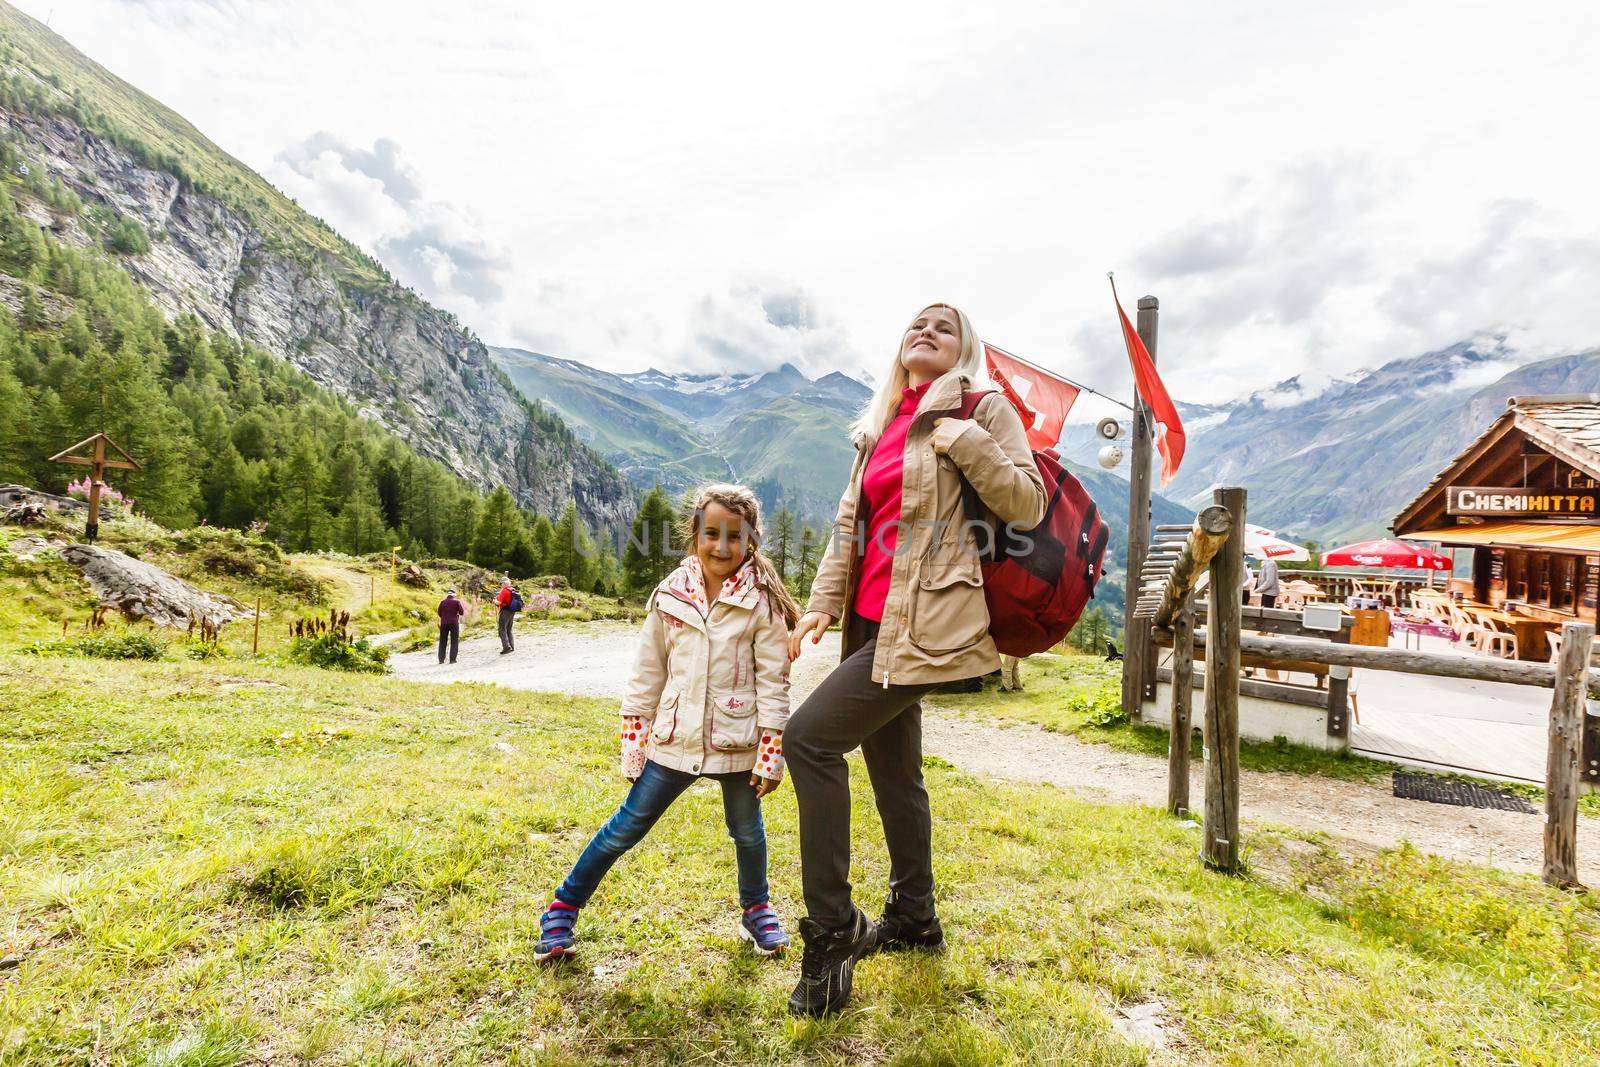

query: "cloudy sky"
xmin=18 ymin=0 xmax=1600 ymax=414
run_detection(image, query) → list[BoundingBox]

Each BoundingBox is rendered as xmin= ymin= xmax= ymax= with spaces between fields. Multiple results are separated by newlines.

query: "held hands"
xmin=788 ymin=611 xmax=835 ymax=660
xmin=749 ymin=773 xmax=782 ymax=798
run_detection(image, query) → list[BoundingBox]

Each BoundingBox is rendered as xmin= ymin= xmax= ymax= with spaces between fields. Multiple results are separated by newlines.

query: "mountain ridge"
xmin=0 ymin=2 xmax=632 ymax=531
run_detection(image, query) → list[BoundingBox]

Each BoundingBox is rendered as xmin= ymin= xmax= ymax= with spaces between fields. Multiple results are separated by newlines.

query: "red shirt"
xmin=854 ymin=381 xmax=930 ymax=622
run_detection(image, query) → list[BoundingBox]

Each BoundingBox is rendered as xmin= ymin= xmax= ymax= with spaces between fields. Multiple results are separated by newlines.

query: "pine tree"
xmin=471 ymin=486 xmax=522 ymax=572
xmin=340 ymin=479 xmax=390 ymax=555
xmin=769 ymin=506 xmax=796 ymax=582
xmin=528 ymin=513 xmax=555 ymax=574
xmin=445 ymin=494 xmax=479 ymax=562
xmin=593 ymin=541 xmax=621 ymax=596
xmin=623 ymin=487 xmax=679 ymax=594
xmin=547 ymin=502 xmax=580 ymax=584
xmin=273 ymin=432 xmax=332 ymax=550
xmin=0 ymin=341 xmax=29 ymax=483
xmin=796 ymin=525 xmax=822 ymax=597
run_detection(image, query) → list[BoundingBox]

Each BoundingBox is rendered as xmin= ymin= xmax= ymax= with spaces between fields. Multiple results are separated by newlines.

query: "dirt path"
xmin=392 ymin=624 xmax=1600 ymax=884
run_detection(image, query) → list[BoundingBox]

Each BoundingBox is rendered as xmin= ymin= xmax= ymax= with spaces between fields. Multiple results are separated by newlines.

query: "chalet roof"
xmin=1391 ymin=394 xmax=1600 ymax=535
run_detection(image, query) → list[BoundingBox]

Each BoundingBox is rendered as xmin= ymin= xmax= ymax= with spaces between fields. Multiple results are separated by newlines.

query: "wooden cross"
xmin=47 ymin=432 xmax=140 ymax=543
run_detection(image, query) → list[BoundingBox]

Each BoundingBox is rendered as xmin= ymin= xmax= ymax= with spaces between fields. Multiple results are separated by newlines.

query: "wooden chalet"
xmin=1392 ymin=394 xmax=1600 ymax=629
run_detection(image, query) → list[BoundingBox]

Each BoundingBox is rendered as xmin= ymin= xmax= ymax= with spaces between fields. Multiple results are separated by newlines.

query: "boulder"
xmin=58 ymin=543 xmax=251 ymax=629
xmin=397 ymin=562 xmax=430 ymax=588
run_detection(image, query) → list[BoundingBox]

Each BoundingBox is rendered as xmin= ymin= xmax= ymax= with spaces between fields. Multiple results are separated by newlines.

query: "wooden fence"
xmin=1134 ymin=485 xmax=1598 ymax=888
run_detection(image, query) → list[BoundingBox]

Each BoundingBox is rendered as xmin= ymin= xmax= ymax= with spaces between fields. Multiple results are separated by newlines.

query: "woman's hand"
xmin=750 ymin=773 xmax=782 ymax=798
xmin=788 ymin=611 xmax=835 ymax=660
xmin=931 ymin=417 xmax=977 ymax=455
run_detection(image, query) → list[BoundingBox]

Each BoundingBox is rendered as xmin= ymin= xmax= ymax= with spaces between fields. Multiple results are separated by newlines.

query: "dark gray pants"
xmin=497 ymin=608 xmax=515 ymax=652
xmin=438 ymin=622 xmax=459 ymax=663
xmin=785 ymin=613 xmax=937 ymax=929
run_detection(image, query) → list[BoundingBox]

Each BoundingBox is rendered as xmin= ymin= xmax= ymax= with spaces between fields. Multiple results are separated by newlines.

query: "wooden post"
xmin=1168 ymin=598 xmax=1194 ymax=817
xmin=47 ymin=432 xmax=139 ymax=543
xmin=1203 ymin=486 xmax=1245 ymax=873
xmin=1121 ymin=295 xmax=1159 ymax=719
xmin=252 ymin=597 xmax=261 ymax=655
xmin=1544 ymin=621 xmax=1593 ymax=889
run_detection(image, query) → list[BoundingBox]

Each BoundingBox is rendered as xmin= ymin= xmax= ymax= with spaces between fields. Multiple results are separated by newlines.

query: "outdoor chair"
xmin=1446 ymin=603 xmax=1495 ymax=655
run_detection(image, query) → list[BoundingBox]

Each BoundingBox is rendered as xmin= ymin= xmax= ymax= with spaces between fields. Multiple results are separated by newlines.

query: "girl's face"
xmin=696 ymin=501 xmax=751 ymax=587
xmin=900 ymin=306 xmax=962 ymax=384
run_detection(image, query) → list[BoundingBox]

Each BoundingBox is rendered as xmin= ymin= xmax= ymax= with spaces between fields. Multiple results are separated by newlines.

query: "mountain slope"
xmin=491 ymin=347 xmax=868 ymax=520
xmin=1105 ymin=340 xmax=1600 ymax=545
xmin=0 ymin=3 xmax=631 ymax=530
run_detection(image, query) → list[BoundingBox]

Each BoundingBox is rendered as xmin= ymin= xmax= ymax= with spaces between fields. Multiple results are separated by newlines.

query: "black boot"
xmin=869 ymin=892 xmax=944 ymax=953
xmin=787 ymin=908 xmax=877 ymax=1017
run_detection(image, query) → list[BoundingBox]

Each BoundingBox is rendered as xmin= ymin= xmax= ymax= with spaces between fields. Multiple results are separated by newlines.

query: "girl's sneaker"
xmin=535 ymin=901 xmax=579 ymax=961
xmin=738 ymin=902 xmax=790 ymax=955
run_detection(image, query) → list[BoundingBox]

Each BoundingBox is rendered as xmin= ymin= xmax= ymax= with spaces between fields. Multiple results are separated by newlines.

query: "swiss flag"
xmin=1113 ymin=291 xmax=1185 ymax=487
xmin=983 ymin=344 xmax=1080 ymax=451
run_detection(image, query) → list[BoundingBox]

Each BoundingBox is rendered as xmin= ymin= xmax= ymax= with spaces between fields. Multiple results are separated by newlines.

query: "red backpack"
xmin=954 ymin=390 xmax=1110 ymax=656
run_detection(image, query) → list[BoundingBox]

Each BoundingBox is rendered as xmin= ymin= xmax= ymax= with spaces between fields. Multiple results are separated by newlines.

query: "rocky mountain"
xmin=1056 ymin=340 xmax=1600 ymax=546
xmin=0 ymin=4 xmax=631 ymax=530
xmin=491 ymin=347 xmax=871 ymax=521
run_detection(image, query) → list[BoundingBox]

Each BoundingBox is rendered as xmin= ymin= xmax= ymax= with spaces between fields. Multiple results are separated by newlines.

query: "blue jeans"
xmin=555 ymin=760 xmax=769 ymax=908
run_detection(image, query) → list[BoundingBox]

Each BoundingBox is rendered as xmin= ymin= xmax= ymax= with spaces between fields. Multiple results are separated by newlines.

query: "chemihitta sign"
xmin=1446 ymin=486 xmax=1599 ymax=517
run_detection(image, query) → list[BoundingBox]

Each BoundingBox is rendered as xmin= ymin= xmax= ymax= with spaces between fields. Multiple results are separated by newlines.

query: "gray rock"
xmin=58 ymin=544 xmax=250 ymax=629
xmin=0 ymin=111 xmax=632 ymax=532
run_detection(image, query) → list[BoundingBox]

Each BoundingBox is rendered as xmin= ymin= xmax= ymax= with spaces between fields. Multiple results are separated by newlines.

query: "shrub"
xmin=285 ymin=633 xmax=388 ymax=674
xmin=105 ymin=216 xmax=150 ymax=255
xmin=23 ymin=631 xmax=167 ymax=660
xmin=1069 ymin=683 xmax=1127 ymax=728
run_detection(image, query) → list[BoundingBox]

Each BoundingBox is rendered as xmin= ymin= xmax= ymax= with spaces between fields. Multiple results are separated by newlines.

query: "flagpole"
xmin=984 ymin=342 xmax=1135 ymax=413
xmin=1113 ymin=274 xmax=1160 ymax=721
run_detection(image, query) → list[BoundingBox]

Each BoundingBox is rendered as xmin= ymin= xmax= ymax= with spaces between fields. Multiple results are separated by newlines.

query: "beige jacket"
xmin=620 ymin=562 xmax=791 ymax=776
xmin=806 ymin=369 xmax=1046 ymax=686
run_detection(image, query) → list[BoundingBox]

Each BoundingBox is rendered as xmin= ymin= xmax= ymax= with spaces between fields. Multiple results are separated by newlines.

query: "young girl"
xmin=536 ymin=483 xmax=802 ymax=960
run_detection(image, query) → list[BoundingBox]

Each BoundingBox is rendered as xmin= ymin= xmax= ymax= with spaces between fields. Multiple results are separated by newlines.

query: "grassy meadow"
xmin=2 ymin=654 xmax=1597 ymax=1065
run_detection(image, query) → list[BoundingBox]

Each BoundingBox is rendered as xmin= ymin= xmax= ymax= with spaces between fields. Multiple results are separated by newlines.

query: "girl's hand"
xmin=788 ymin=611 xmax=834 ymax=660
xmin=750 ymin=773 xmax=782 ymax=798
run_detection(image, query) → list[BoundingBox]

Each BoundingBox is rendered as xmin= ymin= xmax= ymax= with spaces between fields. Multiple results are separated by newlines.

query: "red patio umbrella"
xmin=1321 ymin=538 xmax=1452 ymax=570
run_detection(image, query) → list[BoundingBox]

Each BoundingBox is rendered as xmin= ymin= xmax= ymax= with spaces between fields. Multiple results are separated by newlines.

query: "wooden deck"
xmin=1345 ymin=633 xmax=1550 ymax=783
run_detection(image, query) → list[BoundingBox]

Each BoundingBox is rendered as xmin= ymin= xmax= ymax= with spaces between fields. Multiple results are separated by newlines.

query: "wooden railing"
xmin=1132 ymin=486 xmax=1598 ymax=889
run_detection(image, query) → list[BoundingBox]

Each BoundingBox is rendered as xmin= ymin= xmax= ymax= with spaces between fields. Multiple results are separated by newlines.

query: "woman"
xmin=783 ymin=303 xmax=1045 ymax=1016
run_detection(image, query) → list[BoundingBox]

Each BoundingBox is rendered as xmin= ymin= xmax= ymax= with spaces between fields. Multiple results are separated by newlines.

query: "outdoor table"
xmin=1390 ymin=616 xmax=1458 ymax=650
xmin=1345 ymin=595 xmax=1384 ymax=611
xmin=1460 ymin=603 xmax=1557 ymax=662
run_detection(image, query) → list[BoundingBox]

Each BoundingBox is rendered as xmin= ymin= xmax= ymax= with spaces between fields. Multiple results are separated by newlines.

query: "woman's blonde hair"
xmin=850 ymin=303 xmax=984 ymax=441
xmin=679 ymin=483 xmax=802 ymax=628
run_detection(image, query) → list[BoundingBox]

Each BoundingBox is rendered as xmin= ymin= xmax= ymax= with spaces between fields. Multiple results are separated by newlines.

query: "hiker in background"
xmin=1256 ymin=555 xmax=1280 ymax=609
xmin=535 ymin=483 xmax=801 ymax=963
xmin=496 ymin=577 xmax=521 ymax=654
xmin=783 ymin=303 xmax=1045 ymax=1016
xmin=437 ymin=587 xmax=465 ymax=665
xmin=1242 ymin=563 xmax=1257 ymax=605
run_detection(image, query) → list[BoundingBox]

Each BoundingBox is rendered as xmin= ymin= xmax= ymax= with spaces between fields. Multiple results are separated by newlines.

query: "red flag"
xmin=1113 ymin=292 xmax=1185 ymax=486
xmin=982 ymin=344 xmax=1079 ymax=451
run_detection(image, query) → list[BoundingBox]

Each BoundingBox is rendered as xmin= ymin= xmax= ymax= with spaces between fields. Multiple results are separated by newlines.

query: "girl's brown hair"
xmin=679 ymin=482 xmax=802 ymax=628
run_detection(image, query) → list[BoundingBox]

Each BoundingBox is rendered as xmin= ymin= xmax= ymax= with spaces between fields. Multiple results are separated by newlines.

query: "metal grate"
xmin=1392 ymin=771 xmax=1536 ymax=813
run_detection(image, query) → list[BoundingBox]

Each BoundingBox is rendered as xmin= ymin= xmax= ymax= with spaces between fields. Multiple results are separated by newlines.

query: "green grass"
xmin=1 ymin=655 xmax=1596 ymax=1064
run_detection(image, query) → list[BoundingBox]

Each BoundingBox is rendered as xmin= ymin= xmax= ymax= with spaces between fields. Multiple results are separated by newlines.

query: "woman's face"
xmin=696 ymin=501 xmax=750 ymax=586
xmin=900 ymin=306 xmax=963 ymax=384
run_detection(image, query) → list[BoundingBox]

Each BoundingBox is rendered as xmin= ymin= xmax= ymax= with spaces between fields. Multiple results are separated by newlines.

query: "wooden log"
xmin=1168 ymin=601 xmax=1194 ymax=816
xmin=1121 ymin=299 xmax=1159 ymax=720
xmin=1184 ymin=630 xmax=1600 ymax=698
xmin=1154 ymin=505 xmax=1234 ymax=629
xmin=1544 ymin=621 xmax=1593 ymax=889
xmin=1203 ymin=486 xmax=1245 ymax=873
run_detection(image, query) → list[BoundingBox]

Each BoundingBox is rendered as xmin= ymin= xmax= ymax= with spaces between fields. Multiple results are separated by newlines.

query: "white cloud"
xmin=16 ymin=0 xmax=1600 ymax=400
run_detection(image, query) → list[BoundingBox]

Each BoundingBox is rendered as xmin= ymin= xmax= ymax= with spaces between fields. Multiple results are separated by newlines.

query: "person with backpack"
xmin=781 ymin=303 xmax=1046 ymax=1016
xmin=496 ymin=577 xmax=522 ymax=654
xmin=437 ymin=587 xmax=465 ymax=664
